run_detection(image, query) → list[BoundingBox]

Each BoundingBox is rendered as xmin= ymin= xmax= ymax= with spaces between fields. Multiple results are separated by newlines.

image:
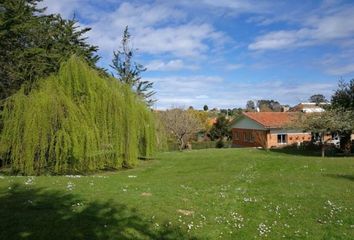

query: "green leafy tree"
xmin=246 ymin=100 xmax=255 ymax=111
xmin=111 ymin=26 xmax=155 ymax=106
xmin=258 ymin=100 xmax=282 ymax=112
xmin=0 ymin=0 xmax=100 ymax=100
xmin=203 ymin=105 xmax=208 ymax=111
xmin=295 ymin=112 xmax=334 ymax=157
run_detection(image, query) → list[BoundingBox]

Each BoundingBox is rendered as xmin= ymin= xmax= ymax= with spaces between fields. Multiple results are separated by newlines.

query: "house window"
xmin=277 ymin=134 xmax=287 ymax=144
xmin=234 ymin=132 xmax=239 ymax=140
xmin=244 ymin=132 xmax=248 ymax=142
xmin=243 ymin=132 xmax=254 ymax=142
xmin=250 ymin=132 xmax=255 ymax=142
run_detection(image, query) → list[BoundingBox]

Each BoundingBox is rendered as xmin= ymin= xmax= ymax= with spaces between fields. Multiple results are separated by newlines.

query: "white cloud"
xmin=249 ymin=6 xmax=354 ymax=50
xmin=73 ymin=3 xmax=226 ymax=57
xmin=326 ymin=64 xmax=354 ymax=76
xmin=39 ymin=0 xmax=81 ymax=18
xmin=225 ymin=63 xmax=244 ymax=70
xmin=148 ymin=74 xmax=336 ymax=109
xmin=41 ymin=1 xmax=226 ymax=58
xmin=199 ymin=0 xmax=270 ymax=13
xmin=145 ymin=59 xmax=198 ymax=71
xmin=174 ymin=0 xmax=271 ymax=15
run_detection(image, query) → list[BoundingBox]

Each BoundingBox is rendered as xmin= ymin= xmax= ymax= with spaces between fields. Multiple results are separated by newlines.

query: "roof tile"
xmin=243 ymin=112 xmax=298 ymax=128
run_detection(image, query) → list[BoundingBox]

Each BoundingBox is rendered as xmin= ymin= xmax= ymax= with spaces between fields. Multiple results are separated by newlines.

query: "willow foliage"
xmin=0 ymin=56 xmax=156 ymax=175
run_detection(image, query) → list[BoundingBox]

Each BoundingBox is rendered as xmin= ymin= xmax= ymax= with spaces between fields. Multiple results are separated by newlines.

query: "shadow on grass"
xmin=323 ymin=174 xmax=354 ymax=182
xmin=258 ymin=146 xmax=351 ymax=158
xmin=0 ymin=184 xmax=197 ymax=240
xmin=257 ymin=147 xmax=320 ymax=157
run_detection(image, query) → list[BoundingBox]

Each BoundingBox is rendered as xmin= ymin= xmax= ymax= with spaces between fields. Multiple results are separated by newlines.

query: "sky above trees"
xmin=41 ymin=0 xmax=354 ymax=109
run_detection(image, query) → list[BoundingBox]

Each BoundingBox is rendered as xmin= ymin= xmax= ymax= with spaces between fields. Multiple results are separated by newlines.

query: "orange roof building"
xmin=231 ymin=112 xmax=311 ymax=149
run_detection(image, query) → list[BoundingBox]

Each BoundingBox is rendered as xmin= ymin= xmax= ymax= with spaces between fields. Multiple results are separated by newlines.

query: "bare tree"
xmin=159 ymin=108 xmax=202 ymax=151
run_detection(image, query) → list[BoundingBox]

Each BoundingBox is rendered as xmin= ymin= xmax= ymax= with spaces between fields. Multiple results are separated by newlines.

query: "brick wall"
xmin=266 ymin=133 xmax=312 ymax=148
xmin=232 ymin=128 xmax=320 ymax=149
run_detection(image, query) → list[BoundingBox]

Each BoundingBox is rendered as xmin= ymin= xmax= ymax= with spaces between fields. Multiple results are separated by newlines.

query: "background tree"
xmin=331 ymin=79 xmax=354 ymax=109
xmin=188 ymin=109 xmax=210 ymax=133
xmin=331 ymin=79 xmax=354 ymax=153
xmin=309 ymin=94 xmax=328 ymax=104
xmin=159 ymin=108 xmax=202 ymax=151
xmin=246 ymin=100 xmax=255 ymax=111
xmin=203 ymin=105 xmax=208 ymax=111
xmin=258 ymin=100 xmax=282 ymax=112
xmin=0 ymin=0 xmax=100 ymax=100
xmin=111 ymin=26 xmax=155 ymax=106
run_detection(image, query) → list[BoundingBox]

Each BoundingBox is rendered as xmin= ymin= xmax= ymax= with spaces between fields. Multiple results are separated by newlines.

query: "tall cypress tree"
xmin=0 ymin=0 xmax=100 ymax=100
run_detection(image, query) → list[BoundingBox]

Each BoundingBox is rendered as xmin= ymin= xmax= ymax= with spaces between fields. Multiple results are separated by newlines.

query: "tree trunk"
xmin=321 ymin=133 xmax=325 ymax=158
xmin=321 ymin=144 xmax=325 ymax=158
xmin=178 ymin=138 xmax=185 ymax=151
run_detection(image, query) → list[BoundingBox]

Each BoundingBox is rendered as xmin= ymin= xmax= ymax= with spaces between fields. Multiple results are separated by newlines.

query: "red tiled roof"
xmin=243 ymin=112 xmax=298 ymax=129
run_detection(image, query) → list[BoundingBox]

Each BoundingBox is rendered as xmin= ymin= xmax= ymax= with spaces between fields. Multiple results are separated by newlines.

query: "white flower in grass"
xmin=258 ymin=223 xmax=271 ymax=237
xmin=25 ymin=177 xmax=35 ymax=185
xmin=65 ymin=175 xmax=81 ymax=178
xmin=66 ymin=181 xmax=75 ymax=191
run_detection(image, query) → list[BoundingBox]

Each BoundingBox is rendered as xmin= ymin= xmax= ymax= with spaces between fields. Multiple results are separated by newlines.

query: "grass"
xmin=0 ymin=148 xmax=353 ymax=239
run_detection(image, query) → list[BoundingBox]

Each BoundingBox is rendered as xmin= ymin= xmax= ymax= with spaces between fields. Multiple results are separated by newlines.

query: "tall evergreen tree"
xmin=0 ymin=0 xmax=100 ymax=100
xmin=111 ymin=26 xmax=155 ymax=106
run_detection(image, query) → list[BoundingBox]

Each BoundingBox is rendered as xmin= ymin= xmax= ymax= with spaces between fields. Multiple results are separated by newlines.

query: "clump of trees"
xmin=0 ymin=56 xmax=156 ymax=175
xmin=246 ymin=100 xmax=282 ymax=112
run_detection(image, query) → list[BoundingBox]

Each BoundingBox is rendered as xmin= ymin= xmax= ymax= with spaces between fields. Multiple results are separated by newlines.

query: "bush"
xmin=165 ymin=141 xmax=232 ymax=151
xmin=216 ymin=140 xmax=224 ymax=148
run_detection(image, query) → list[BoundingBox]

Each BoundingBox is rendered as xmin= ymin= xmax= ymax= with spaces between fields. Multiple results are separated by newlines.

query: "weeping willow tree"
xmin=0 ymin=56 xmax=156 ymax=175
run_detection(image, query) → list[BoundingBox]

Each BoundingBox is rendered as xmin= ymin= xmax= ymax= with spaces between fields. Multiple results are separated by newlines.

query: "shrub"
xmin=216 ymin=140 xmax=225 ymax=148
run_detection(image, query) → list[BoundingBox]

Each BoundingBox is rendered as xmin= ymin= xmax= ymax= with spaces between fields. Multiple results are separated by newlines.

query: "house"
xmin=289 ymin=102 xmax=329 ymax=113
xmin=231 ymin=112 xmax=313 ymax=148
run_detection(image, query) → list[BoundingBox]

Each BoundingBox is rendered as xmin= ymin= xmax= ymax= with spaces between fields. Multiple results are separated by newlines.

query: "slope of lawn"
xmin=0 ymin=148 xmax=353 ymax=239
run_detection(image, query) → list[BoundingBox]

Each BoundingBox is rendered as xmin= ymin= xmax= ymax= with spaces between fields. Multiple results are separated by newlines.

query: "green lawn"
xmin=0 ymin=148 xmax=353 ymax=239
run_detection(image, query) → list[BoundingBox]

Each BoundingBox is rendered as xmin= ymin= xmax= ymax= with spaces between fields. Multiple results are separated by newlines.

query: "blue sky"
xmin=41 ymin=0 xmax=354 ymax=109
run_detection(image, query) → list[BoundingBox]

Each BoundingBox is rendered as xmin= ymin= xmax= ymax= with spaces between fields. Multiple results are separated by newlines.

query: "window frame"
xmin=277 ymin=134 xmax=287 ymax=144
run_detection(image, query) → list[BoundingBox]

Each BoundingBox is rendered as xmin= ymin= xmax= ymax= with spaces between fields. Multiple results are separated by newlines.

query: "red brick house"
xmin=231 ymin=112 xmax=313 ymax=149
